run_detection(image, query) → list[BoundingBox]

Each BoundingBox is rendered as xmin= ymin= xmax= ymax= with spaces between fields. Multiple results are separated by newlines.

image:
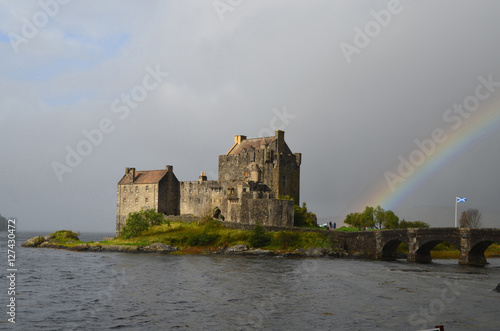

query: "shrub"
xmin=249 ymin=221 xmax=271 ymax=248
xmin=198 ymin=213 xmax=215 ymax=225
xmin=202 ymin=219 xmax=222 ymax=230
xmin=52 ymin=230 xmax=80 ymax=242
xmin=186 ymin=230 xmax=219 ymax=246
xmin=120 ymin=209 xmax=169 ymax=239
xmin=294 ymin=203 xmax=317 ymax=227
xmin=398 ymin=220 xmax=430 ymax=229
xmin=275 ymin=231 xmax=300 ymax=249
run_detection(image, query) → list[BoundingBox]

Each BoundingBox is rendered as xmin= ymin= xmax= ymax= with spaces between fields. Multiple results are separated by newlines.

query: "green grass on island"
xmin=110 ymin=220 xmax=336 ymax=252
xmin=43 ymin=221 xmax=338 ymax=254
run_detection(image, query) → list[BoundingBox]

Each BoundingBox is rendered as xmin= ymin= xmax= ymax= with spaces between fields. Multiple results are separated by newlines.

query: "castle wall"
xmin=226 ymin=193 xmax=294 ymax=227
xmin=116 ymin=182 xmax=160 ymax=236
xmin=180 ymin=180 xmax=224 ymax=216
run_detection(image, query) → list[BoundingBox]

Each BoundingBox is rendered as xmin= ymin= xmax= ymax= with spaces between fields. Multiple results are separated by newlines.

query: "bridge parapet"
xmin=335 ymin=231 xmax=376 ymax=259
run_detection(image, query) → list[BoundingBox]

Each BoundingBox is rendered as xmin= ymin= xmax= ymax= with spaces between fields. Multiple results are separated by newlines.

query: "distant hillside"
xmin=0 ymin=214 xmax=7 ymax=231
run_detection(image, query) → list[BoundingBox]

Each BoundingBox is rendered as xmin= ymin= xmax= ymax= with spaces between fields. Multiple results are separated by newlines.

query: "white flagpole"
xmin=455 ymin=197 xmax=458 ymax=228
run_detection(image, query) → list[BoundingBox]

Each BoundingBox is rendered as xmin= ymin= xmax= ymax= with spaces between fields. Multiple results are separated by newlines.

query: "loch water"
xmin=1 ymin=232 xmax=499 ymax=330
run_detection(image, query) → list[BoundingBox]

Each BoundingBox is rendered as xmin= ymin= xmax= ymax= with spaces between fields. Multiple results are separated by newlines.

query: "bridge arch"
xmin=381 ymin=239 xmax=407 ymax=260
xmin=460 ymin=230 xmax=500 ymax=265
xmin=413 ymin=240 xmax=460 ymax=264
xmin=407 ymin=228 xmax=461 ymax=264
xmin=463 ymin=241 xmax=494 ymax=265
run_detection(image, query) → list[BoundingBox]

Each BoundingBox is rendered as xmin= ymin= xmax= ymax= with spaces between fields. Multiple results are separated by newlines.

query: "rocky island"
xmin=22 ymin=221 xmax=348 ymax=258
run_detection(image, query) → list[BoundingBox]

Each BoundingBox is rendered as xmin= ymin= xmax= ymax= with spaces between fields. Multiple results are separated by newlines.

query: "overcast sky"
xmin=1 ymin=0 xmax=500 ymax=232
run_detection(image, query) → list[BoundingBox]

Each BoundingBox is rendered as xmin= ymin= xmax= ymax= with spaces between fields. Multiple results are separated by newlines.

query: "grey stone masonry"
xmin=116 ymin=130 xmax=301 ymax=235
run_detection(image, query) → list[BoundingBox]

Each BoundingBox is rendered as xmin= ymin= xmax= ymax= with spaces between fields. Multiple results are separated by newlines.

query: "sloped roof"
xmin=118 ymin=170 xmax=168 ymax=185
xmin=227 ymin=137 xmax=275 ymax=155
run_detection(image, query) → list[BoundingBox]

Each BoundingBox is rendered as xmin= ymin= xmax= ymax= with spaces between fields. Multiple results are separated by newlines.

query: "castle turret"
xmin=249 ymin=163 xmax=261 ymax=183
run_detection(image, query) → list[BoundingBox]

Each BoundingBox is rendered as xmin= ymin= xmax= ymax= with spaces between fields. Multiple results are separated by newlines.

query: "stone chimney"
xmin=275 ymin=130 xmax=284 ymax=152
xmin=125 ymin=167 xmax=135 ymax=184
xmin=234 ymin=135 xmax=247 ymax=144
xmin=166 ymin=165 xmax=173 ymax=172
xmin=295 ymin=153 xmax=302 ymax=166
xmin=199 ymin=171 xmax=207 ymax=182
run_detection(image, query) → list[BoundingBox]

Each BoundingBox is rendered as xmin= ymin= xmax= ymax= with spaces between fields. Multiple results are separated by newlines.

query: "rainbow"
xmin=361 ymin=96 xmax=500 ymax=211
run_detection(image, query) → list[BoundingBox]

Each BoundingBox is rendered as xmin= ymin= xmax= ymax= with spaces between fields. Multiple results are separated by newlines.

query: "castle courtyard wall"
xmin=180 ymin=180 xmax=224 ymax=216
xmin=226 ymin=194 xmax=294 ymax=227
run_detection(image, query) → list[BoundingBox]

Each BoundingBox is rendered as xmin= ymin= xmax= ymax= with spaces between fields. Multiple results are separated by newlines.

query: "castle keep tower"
xmin=116 ymin=131 xmax=301 ymax=235
xmin=219 ymin=130 xmax=301 ymax=204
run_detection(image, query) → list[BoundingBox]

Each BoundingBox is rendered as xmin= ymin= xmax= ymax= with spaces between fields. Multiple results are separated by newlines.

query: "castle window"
xmin=198 ymin=189 xmax=201 ymax=193
xmin=123 ymin=198 xmax=126 ymax=204
xmin=135 ymin=197 xmax=139 ymax=204
xmin=189 ymin=189 xmax=192 ymax=194
xmin=146 ymin=186 xmax=149 ymax=191
xmin=205 ymin=188 xmax=208 ymax=193
xmin=145 ymin=197 xmax=149 ymax=204
xmin=135 ymin=186 xmax=139 ymax=193
xmin=124 ymin=187 xmax=127 ymax=192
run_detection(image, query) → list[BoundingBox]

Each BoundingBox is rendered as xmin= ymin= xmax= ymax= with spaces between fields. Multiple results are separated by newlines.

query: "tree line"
xmin=344 ymin=206 xmax=429 ymax=230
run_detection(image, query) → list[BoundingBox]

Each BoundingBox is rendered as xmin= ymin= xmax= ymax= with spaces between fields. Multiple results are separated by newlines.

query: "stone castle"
xmin=116 ymin=130 xmax=301 ymax=235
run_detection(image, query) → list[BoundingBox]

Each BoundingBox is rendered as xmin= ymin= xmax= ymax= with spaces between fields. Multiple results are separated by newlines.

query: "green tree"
xmin=345 ymin=209 xmax=373 ymax=230
xmin=383 ymin=210 xmax=400 ymax=229
xmin=249 ymin=221 xmax=271 ymax=248
xmin=345 ymin=206 xmax=400 ymax=230
xmin=344 ymin=212 xmax=362 ymax=229
xmin=361 ymin=206 xmax=376 ymax=229
xmin=120 ymin=209 xmax=169 ymax=239
xmin=373 ymin=206 xmax=387 ymax=229
xmin=294 ymin=202 xmax=317 ymax=227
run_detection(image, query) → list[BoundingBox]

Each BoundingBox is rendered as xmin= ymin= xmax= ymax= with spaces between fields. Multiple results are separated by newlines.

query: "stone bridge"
xmin=333 ymin=228 xmax=500 ymax=266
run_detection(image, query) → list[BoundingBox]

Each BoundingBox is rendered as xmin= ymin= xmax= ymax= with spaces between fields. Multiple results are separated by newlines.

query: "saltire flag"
xmin=457 ymin=197 xmax=467 ymax=203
